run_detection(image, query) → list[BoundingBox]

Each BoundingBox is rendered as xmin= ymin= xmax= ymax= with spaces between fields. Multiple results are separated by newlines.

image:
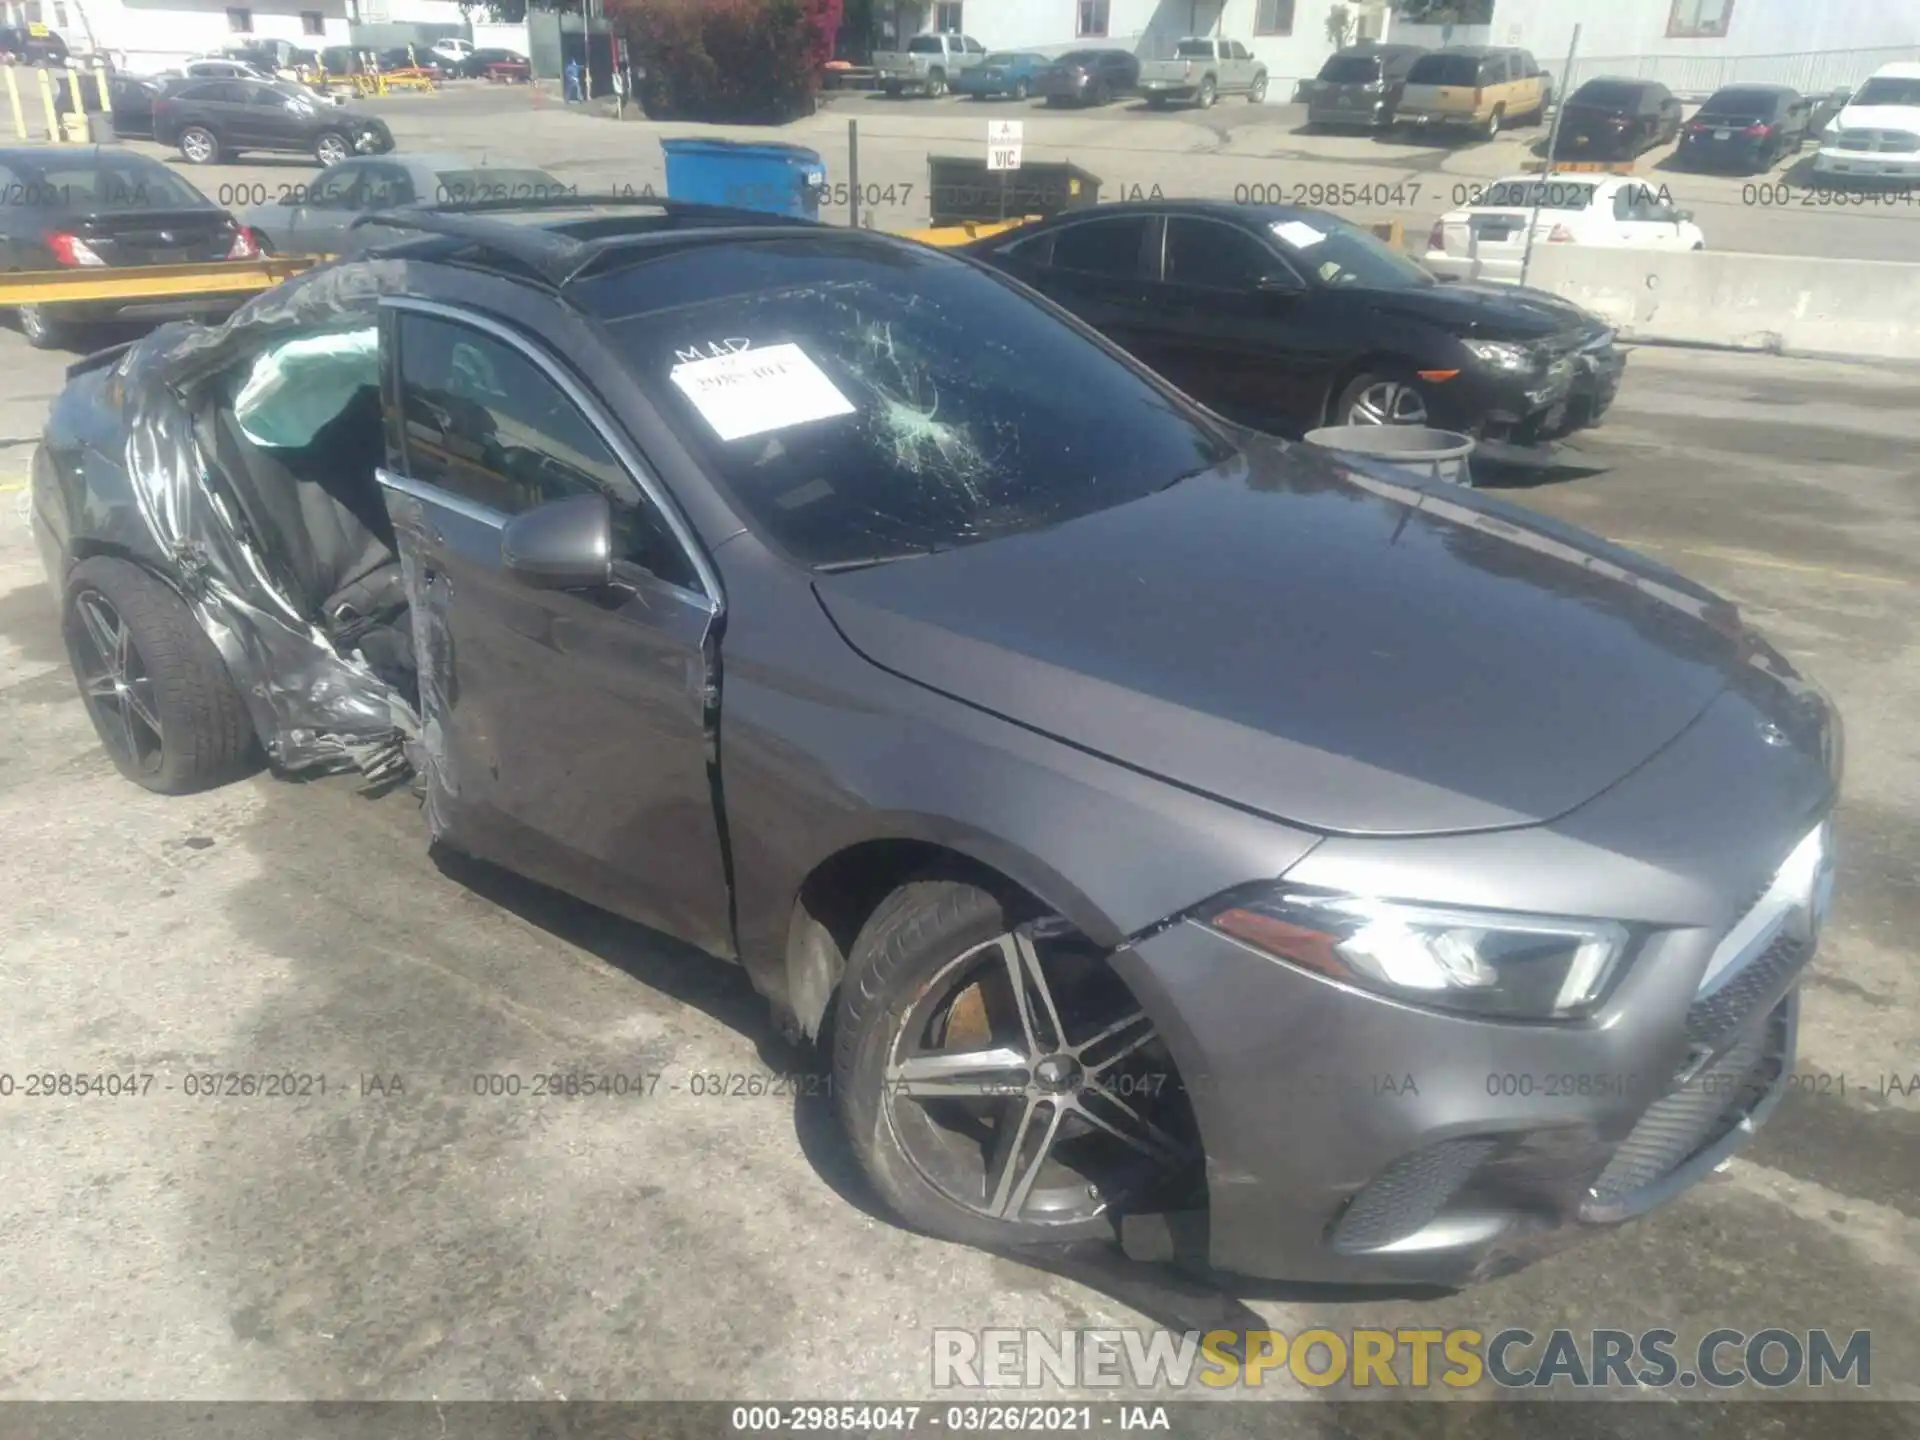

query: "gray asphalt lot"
xmin=0 ymin=316 xmax=1916 ymax=1415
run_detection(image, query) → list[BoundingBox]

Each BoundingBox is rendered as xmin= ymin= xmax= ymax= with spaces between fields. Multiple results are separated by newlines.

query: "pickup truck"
xmin=1138 ymin=37 xmax=1267 ymax=108
xmin=873 ymin=32 xmax=988 ymax=98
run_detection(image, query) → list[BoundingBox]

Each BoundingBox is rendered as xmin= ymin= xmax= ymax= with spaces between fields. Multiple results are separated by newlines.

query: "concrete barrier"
xmin=1519 ymin=246 xmax=1920 ymax=360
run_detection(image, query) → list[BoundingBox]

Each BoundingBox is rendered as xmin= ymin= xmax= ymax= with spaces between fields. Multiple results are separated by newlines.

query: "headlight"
xmin=1462 ymin=338 xmax=1537 ymax=374
xmin=1205 ymin=887 xmax=1632 ymax=1020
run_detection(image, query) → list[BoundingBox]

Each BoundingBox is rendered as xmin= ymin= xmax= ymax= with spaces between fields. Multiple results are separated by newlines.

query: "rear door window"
xmin=1409 ymin=54 xmax=1479 ymax=87
xmin=1319 ymin=55 xmax=1380 ymax=84
xmin=907 ymin=36 xmax=944 ymax=54
xmin=1162 ymin=217 xmax=1276 ymax=290
xmin=1050 ymin=215 xmax=1151 ymax=277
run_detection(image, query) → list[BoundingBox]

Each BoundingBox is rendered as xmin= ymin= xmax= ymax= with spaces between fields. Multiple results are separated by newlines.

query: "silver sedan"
xmin=241 ymin=152 xmax=571 ymax=256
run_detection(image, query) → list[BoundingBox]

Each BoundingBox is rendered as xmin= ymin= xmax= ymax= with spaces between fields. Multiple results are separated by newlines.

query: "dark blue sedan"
xmin=954 ymin=51 xmax=1050 ymax=100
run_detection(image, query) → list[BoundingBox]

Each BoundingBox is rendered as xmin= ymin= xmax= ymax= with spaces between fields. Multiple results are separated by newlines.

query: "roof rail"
xmin=353 ymin=196 xmax=825 ymax=287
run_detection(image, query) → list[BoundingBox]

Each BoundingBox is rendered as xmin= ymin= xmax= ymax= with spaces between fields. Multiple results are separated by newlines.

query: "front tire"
xmin=178 ymin=124 xmax=219 ymax=164
xmin=1196 ymin=77 xmax=1216 ymax=110
xmin=926 ymin=67 xmax=947 ymax=99
xmin=1335 ymin=368 xmax=1432 ymax=427
xmin=63 ymin=557 xmax=259 ymax=794
xmin=315 ymin=130 xmax=351 ymax=166
xmin=1482 ymin=106 xmax=1503 ymax=141
xmin=1248 ymin=71 xmax=1267 ymax=103
xmin=833 ymin=874 xmax=1198 ymax=1250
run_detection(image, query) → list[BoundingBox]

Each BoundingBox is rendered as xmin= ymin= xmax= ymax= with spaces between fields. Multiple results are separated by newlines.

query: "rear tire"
xmin=1013 ymin=79 xmax=1029 ymax=100
xmin=1248 ymin=71 xmax=1267 ymax=103
xmin=63 ymin=557 xmax=260 ymax=794
xmin=926 ymin=67 xmax=947 ymax=99
xmin=1196 ymin=77 xmax=1216 ymax=110
xmin=1482 ymin=105 xmax=1503 ymax=141
xmin=17 ymin=303 xmax=71 ymax=350
xmin=314 ymin=130 xmax=351 ymax=166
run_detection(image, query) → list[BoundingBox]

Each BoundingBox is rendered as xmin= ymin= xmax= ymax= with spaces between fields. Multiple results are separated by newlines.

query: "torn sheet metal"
xmin=77 ymin=258 xmax=423 ymax=778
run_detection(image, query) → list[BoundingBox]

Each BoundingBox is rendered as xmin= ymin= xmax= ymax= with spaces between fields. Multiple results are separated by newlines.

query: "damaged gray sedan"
xmin=31 ymin=206 xmax=1841 ymax=1288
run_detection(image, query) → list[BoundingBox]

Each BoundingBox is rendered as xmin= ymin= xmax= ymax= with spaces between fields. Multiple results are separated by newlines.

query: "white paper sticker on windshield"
xmin=670 ymin=342 xmax=855 ymax=442
xmin=1271 ymin=220 xmax=1328 ymax=249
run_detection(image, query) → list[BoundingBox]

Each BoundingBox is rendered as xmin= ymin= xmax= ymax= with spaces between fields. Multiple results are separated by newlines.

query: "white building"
xmin=879 ymin=1 xmax=1391 ymax=88
xmin=1480 ymin=0 xmax=1920 ymax=97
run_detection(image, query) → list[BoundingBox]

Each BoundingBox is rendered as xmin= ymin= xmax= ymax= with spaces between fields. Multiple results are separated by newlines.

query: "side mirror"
xmin=501 ymin=492 xmax=614 ymax=590
xmin=1255 ymin=271 xmax=1305 ymax=295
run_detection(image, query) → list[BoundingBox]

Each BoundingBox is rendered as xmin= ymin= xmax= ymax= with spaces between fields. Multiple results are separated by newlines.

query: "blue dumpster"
xmin=661 ymin=139 xmax=826 ymax=220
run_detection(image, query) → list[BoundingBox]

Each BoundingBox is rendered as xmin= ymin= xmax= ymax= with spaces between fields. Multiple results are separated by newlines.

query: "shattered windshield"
xmin=600 ymin=243 xmax=1233 ymax=568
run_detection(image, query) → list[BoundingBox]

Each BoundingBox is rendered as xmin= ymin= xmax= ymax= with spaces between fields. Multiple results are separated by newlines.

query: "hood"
xmin=1356 ymin=279 xmax=1602 ymax=340
xmin=814 ymin=442 xmax=1761 ymax=837
xmin=1830 ymin=103 xmax=1920 ymax=133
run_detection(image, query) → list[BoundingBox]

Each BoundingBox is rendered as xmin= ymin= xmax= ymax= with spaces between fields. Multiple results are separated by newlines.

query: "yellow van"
xmin=1398 ymin=46 xmax=1552 ymax=141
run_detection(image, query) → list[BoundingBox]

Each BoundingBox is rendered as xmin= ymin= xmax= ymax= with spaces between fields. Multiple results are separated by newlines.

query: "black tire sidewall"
xmin=181 ymin=125 xmax=217 ymax=163
xmin=64 ymin=556 xmax=258 ymax=793
xmin=315 ymin=131 xmax=350 ymax=165
xmin=833 ymin=877 xmax=1116 ymax=1250
xmin=1335 ymin=368 xmax=1426 ymax=427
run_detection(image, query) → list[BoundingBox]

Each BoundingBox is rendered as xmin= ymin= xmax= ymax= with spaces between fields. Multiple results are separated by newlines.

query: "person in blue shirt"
xmin=564 ymin=56 xmax=583 ymax=103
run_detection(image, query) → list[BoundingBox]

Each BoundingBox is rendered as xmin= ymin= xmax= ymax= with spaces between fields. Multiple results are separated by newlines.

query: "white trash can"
xmin=1302 ymin=425 xmax=1477 ymax=487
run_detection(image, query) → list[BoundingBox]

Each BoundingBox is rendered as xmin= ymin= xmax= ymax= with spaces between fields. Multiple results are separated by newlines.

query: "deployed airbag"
xmin=231 ymin=326 xmax=379 ymax=449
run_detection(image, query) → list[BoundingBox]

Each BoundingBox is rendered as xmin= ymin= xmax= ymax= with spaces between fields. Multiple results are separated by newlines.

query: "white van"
xmin=1813 ymin=62 xmax=1920 ymax=181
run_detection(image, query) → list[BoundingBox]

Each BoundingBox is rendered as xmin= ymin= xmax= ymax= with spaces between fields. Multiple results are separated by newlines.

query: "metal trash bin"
xmin=927 ymin=155 xmax=1102 ymax=225
xmin=1302 ymin=426 xmax=1477 ymax=487
xmin=661 ymin=139 xmax=825 ymax=220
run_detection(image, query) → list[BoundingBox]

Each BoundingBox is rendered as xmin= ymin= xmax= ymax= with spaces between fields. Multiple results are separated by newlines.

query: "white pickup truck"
xmin=1138 ymin=37 xmax=1267 ymax=108
xmin=874 ymin=32 xmax=988 ymax=98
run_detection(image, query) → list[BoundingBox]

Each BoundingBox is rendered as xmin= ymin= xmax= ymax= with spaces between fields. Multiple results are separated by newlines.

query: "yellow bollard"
xmin=94 ymin=59 xmax=111 ymax=112
xmin=65 ymin=66 xmax=90 ymax=143
xmin=5 ymin=66 xmax=26 ymax=141
xmin=36 ymin=64 xmax=57 ymax=141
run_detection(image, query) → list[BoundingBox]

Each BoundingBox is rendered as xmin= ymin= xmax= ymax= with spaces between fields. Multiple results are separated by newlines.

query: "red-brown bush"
xmin=613 ymin=0 xmax=841 ymax=122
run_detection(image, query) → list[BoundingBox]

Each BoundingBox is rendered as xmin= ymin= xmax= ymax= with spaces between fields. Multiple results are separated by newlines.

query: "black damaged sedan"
xmin=966 ymin=201 xmax=1625 ymax=451
xmin=31 ymin=204 xmax=1837 ymax=1288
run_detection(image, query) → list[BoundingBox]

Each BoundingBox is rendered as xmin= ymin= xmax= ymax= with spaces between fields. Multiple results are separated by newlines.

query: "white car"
xmin=181 ymin=55 xmax=277 ymax=81
xmin=1813 ymin=62 xmax=1920 ymax=182
xmin=1424 ymin=173 xmax=1705 ymax=284
xmin=429 ymin=38 xmax=474 ymax=65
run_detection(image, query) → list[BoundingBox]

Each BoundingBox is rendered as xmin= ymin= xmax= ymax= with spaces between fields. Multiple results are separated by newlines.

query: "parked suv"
xmin=1812 ymin=62 xmax=1920 ymax=183
xmin=1399 ymin=46 xmax=1550 ymax=140
xmin=1551 ymin=77 xmax=1684 ymax=161
xmin=1303 ymin=42 xmax=1426 ymax=129
xmin=153 ymin=77 xmax=393 ymax=166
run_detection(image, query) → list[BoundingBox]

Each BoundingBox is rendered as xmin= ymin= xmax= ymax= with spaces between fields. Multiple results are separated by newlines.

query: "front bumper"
xmin=1812 ymin=146 xmax=1920 ymax=180
xmin=1111 ymin=913 xmax=1808 ymax=1287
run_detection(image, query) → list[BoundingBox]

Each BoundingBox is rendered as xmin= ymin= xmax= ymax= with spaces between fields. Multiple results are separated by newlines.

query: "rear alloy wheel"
xmin=1338 ymin=371 xmax=1431 ymax=427
xmin=64 ymin=557 xmax=259 ymax=794
xmin=1248 ymin=71 xmax=1268 ymax=103
xmin=835 ymin=876 xmax=1200 ymax=1248
xmin=179 ymin=125 xmax=219 ymax=164
xmin=1196 ymin=77 xmax=1216 ymax=109
xmin=926 ymin=68 xmax=947 ymax=99
xmin=315 ymin=130 xmax=352 ymax=166
xmin=1482 ymin=106 xmax=1503 ymax=141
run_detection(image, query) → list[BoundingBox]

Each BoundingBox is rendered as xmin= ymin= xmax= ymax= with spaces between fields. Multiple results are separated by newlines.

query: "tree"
xmin=1393 ymin=0 xmax=1493 ymax=22
xmin=611 ymin=0 xmax=833 ymax=122
xmin=1325 ymin=4 xmax=1355 ymax=47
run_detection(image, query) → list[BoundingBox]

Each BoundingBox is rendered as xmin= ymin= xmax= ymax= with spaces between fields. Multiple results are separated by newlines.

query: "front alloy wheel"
xmin=69 ymin=588 xmax=165 ymax=780
xmin=315 ymin=131 xmax=351 ymax=166
xmin=179 ymin=126 xmax=218 ymax=164
xmin=835 ymin=877 xmax=1200 ymax=1246
xmin=1344 ymin=375 xmax=1430 ymax=426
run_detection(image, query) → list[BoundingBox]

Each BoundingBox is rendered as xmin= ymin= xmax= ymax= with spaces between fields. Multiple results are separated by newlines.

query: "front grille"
xmin=1329 ymin=1137 xmax=1500 ymax=1254
xmin=1587 ymin=996 xmax=1792 ymax=1208
xmin=1687 ymin=931 xmax=1809 ymax=1053
xmin=1837 ymin=129 xmax=1920 ymax=152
